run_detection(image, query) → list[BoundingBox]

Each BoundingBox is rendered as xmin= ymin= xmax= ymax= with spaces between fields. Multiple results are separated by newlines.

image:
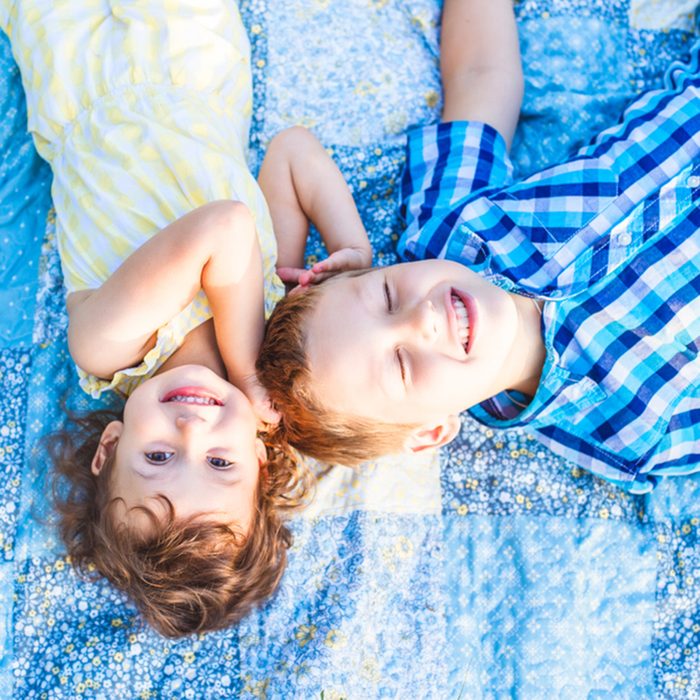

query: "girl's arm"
xmin=440 ymin=0 xmax=523 ymax=149
xmin=67 ymin=201 xmax=267 ymax=411
xmin=258 ymin=126 xmax=372 ymax=288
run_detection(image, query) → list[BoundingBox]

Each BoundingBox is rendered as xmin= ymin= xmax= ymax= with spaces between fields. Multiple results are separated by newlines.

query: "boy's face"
xmin=93 ymin=365 xmax=264 ymax=533
xmin=305 ymin=260 xmax=533 ymax=434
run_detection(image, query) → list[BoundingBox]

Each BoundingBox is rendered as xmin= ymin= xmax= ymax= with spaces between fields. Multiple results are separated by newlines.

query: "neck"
xmin=155 ymin=319 xmax=226 ymax=378
xmin=507 ymin=295 xmax=546 ymax=398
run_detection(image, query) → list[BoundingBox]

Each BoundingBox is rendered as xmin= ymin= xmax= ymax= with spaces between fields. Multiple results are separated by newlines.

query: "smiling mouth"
xmin=161 ymin=387 xmax=223 ymax=406
xmin=451 ymin=293 xmax=471 ymax=354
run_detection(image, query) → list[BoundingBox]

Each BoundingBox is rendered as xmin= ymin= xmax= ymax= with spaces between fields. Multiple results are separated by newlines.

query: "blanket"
xmin=1 ymin=0 xmax=699 ymax=697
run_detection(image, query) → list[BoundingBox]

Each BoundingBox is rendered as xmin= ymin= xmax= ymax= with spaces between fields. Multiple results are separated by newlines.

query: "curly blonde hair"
xmin=50 ymin=408 xmax=312 ymax=637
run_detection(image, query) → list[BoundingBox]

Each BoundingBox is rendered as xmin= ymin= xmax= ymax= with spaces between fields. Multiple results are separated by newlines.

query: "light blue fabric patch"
xmin=513 ymin=16 xmax=631 ymax=177
xmin=443 ymin=515 xmax=658 ymax=698
xmin=237 ymin=515 xmax=448 ymax=697
xmin=0 ymin=34 xmax=51 ymax=349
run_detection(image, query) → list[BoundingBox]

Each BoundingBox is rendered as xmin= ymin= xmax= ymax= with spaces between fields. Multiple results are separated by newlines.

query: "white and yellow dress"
xmin=0 ymin=0 xmax=283 ymax=396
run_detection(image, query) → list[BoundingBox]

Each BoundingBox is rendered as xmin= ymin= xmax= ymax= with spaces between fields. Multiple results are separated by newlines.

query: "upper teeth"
xmin=452 ymin=294 xmax=470 ymax=350
xmin=166 ymin=395 xmax=218 ymax=405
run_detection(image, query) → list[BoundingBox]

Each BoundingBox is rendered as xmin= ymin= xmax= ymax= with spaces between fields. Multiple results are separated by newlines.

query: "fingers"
xmin=311 ymin=248 xmax=359 ymax=273
xmin=297 ymin=268 xmax=316 ymax=286
xmin=293 ymin=269 xmax=334 ymax=288
xmin=278 ymin=267 xmax=321 ymax=288
xmin=277 ymin=266 xmax=331 ymax=286
xmin=276 ymin=266 xmax=308 ymax=284
xmin=302 ymin=270 xmax=334 ymax=284
xmin=277 ymin=247 xmax=370 ymax=292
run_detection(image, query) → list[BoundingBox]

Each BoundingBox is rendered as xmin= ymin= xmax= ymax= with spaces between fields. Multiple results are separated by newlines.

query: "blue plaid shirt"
xmin=398 ymin=43 xmax=700 ymax=493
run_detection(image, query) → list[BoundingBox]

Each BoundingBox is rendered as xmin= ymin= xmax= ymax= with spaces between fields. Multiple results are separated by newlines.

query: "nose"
xmin=402 ymin=299 xmax=438 ymax=340
xmin=175 ymin=413 xmax=208 ymax=432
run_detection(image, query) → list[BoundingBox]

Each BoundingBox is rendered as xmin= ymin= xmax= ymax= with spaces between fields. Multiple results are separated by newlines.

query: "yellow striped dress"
xmin=0 ymin=0 xmax=283 ymax=396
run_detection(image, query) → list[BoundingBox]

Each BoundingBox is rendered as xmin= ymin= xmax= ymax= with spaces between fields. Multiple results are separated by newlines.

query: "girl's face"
xmin=93 ymin=365 xmax=265 ymax=533
xmin=304 ymin=259 xmax=544 ymax=433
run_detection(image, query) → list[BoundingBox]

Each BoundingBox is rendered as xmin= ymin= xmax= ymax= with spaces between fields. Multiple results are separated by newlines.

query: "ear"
xmin=255 ymin=436 xmax=270 ymax=484
xmin=254 ymin=436 xmax=268 ymax=466
xmin=91 ymin=421 xmax=123 ymax=476
xmin=404 ymin=415 xmax=461 ymax=454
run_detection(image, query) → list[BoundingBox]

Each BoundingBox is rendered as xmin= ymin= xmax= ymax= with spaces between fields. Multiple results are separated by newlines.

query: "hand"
xmin=240 ymin=374 xmax=281 ymax=427
xmin=277 ymin=246 xmax=372 ymax=289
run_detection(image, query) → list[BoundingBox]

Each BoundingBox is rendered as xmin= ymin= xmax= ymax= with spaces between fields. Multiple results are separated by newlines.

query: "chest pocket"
xmin=533 ymin=372 xmax=606 ymax=426
xmin=455 ymin=158 xmax=622 ymax=298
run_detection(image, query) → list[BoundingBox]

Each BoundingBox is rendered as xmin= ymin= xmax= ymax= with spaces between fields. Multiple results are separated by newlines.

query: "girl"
xmin=1 ymin=0 xmax=370 ymax=635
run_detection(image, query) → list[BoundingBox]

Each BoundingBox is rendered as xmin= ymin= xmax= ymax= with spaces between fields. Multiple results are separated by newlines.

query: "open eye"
xmin=145 ymin=451 xmax=174 ymax=464
xmin=384 ymin=278 xmax=394 ymax=313
xmin=207 ymin=456 xmax=234 ymax=470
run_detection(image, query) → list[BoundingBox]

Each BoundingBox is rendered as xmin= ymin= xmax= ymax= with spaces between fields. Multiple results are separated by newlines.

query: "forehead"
xmin=307 ymin=272 xmax=369 ymax=351
xmin=305 ymin=270 xmax=401 ymax=418
xmin=306 ymin=276 xmax=372 ymax=389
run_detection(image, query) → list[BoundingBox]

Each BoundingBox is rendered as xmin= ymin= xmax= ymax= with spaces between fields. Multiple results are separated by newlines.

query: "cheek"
xmin=242 ymin=453 xmax=263 ymax=484
xmin=414 ymin=356 xmax=481 ymax=415
xmin=409 ymin=359 xmax=456 ymax=414
xmin=108 ymin=465 xmax=150 ymax=513
xmin=223 ymin=406 xmax=257 ymax=439
xmin=423 ymin=359 xmax=459 ymax=405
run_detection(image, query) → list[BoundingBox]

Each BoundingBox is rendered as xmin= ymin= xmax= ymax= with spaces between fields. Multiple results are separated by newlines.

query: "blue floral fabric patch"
xmin=0 ymin=349 xmax=31 ymax=561
xmin=1 ymin=1 xmax=700 ymax=697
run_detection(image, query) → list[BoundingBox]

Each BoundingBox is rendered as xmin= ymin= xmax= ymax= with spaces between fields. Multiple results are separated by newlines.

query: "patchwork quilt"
xmin=1 ymin=0 xmax=699 ymax=697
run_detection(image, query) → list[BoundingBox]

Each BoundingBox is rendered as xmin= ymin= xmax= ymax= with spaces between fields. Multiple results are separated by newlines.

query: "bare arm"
xmin=258 ymin=126 xmax=372 ymax=287
xmin=440 ymin=0 xmax=523 ymax=149
xmin=67 ymin=201 xmax=265 ymax=403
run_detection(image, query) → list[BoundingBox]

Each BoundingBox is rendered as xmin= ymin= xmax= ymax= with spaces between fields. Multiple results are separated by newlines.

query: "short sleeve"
xmin=398 ymin=121 xmax=514 ymax=262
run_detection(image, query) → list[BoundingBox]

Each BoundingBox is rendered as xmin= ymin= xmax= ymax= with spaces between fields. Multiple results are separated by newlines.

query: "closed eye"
xmin=208 ymin=456 xmax=234 ymax=470
xmin=396 ymin=348 xmax=406 ymax=384
xmin=384 ymin=278 xmax=393 ymax=313
xmin=145 ymin=451 xmax=174 ymax=464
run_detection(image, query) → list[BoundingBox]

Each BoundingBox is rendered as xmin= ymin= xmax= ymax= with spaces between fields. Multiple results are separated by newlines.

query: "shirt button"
xmin=616 ymin=231 xmax=632 ymax=246
xmin=688 ymin=175 xmax=700 ymax=188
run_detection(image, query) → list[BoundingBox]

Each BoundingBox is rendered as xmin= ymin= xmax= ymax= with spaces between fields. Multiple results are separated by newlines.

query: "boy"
xmin=258 ymin=0 xmax=700 ymax=494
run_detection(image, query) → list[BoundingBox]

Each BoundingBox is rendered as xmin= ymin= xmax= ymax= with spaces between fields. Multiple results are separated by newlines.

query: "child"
xmin=1 ymin=0 xmax=369 ymax=636
xmin=258 ymin=0 xmax=700 ymax=495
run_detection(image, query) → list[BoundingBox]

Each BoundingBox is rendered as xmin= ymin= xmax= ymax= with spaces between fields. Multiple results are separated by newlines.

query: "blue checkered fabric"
xmin=399 ymin=40 xmax=700 ymax=494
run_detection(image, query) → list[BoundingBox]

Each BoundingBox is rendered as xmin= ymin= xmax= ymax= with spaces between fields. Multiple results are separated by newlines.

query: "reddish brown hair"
xmin=257 ymin=278 xmax=418 ymax=466
xmin=50 ymin=408 xmax=311 ymax=637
